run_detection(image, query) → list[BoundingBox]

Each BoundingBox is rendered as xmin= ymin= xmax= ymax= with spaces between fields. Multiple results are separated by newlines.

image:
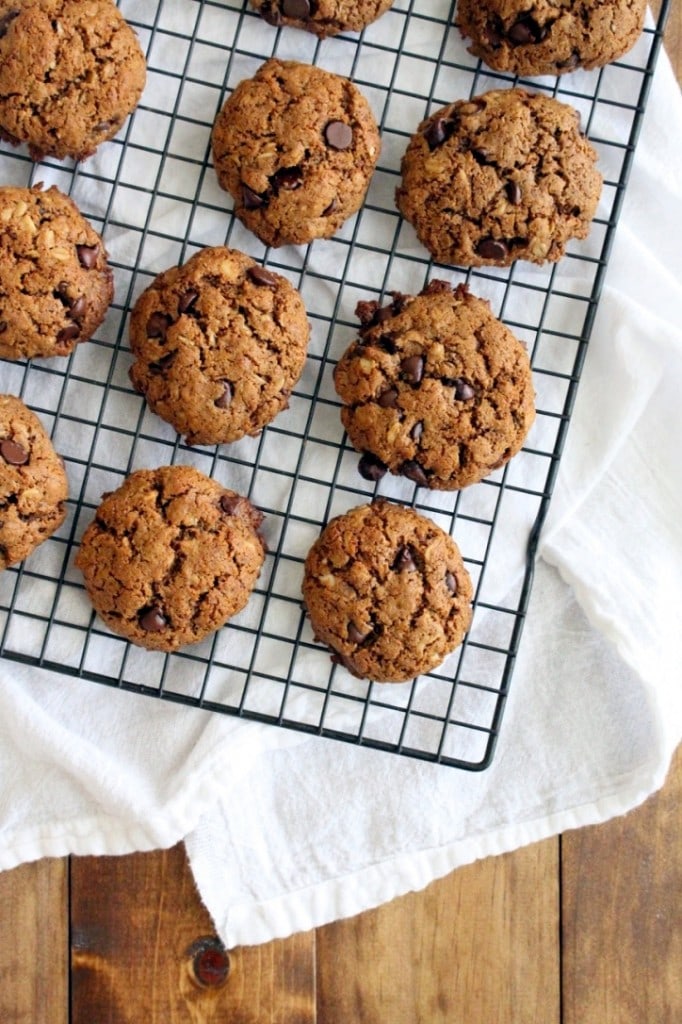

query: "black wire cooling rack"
xmin=0 ymin=0 xmax=672 ymax=770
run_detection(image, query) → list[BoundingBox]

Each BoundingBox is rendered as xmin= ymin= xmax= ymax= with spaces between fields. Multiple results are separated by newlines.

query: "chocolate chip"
xmin=0 ymin=11 xmax=18 ymax=38
xmin=375 ymin=335 xmax=397 ymax=354
xmin=325 ymin=121 xmax=353 ymax=151
xmin=0 ymin=439 xmax=28 ymax=465
xmin=348 ymin=621 xmax=369 ymax=644
xmin=322 ymin=197 xmax=337 ymax=217
xmin=283 ymin=0 xmax=311 ymax=15
xmin=0 ymin=321 xmax=6 ymax=334
xmin=377 ymin=388 xmax=398 ymax=409
xmin=76 ymin=244 xmax=98 ymax=269
xmin=557 ymin=52 xmax=580 ymax=70
xmin=220 ymin=494 xmax=240 ymax=514
xmin=508 ymin=18 xmax=535 ymax=44
xmin=445 ymin=571 xmax=457 ymax=595
xmin=94 ymin=120 xmax=112 ymax=134
xmin=56 ymin=323 xmax=80 ymax=345
xmin=424 ymin=117 xmax=454 ymax=151
xmin=505 ymin=181 xmax=522 ymax=205
xmin=272 ymin=166 xmax=303 ymax=191
xmin=472 ymin=148 xmax=491 ymax=165
xmin=149 ymin=351 xmax=176 ymax=374
xmin=393 ymin=545 xmax=417 ymax=572
xmin=452 ymin=378 xmax=475 ymax=401
xmin=215 ymin=381 xmax=232 ymax=409
xmin=178 ymin=289 xmax=198 ymax=314
xmin=248 ymin=265 xmax=279 ymax=288
xmin=146 ymin=312 xmax=173 ymax=340
xmin=400 ymin=460 xmax=429 ymax=487
xmin=410 ymin=421 xmax=423 ymax=442
xmin=68 ymin=295 xmax=87 ymax=320
xmin=358 ymin=451 xmax=387 ymax=482
xmin=401 ymin=355 xmax=424 ymax=384
xmin=475 ymin=238 xmax=509 ymax=261
xmin=139 ymin=605 xmax=167 ymax=632
xmin=242 ymin=184 xmax=267 ymax=209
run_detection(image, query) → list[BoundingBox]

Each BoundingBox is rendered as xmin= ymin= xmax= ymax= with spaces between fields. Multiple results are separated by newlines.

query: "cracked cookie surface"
xmin=248 ymin=0 xmax=394 ymax=37
xmin=0 ymin=393 xmax=68 ymax=569
xmin=334 ymin=280 xmax=535 ymax=490
xmin=129 ymin=246 xmax=310 ymax=447
xmin=455 ymin=0 xmax=647 ymax=77
xmin=76 ymin=465 xmax=267 ymax=652
xmin=0 ymin=0 xmax=146 ymax=162
xmin=0 ymin=184 xmax=114 ymax=360
xmin=396 ymin=88 xmax=602 ymax=267
xmin=211 ymin=58 xmax=380 ymax=247
xmin=302 ymin=499 xmax=473 ymax=682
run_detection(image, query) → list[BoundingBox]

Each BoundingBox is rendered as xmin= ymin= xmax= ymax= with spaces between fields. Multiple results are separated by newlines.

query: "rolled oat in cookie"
xmin=0 ymin=393 xmax=68 ymax=569
xmin=128 ymin=246 xmax=310 ymax=447
xmin=334 ymin=280 xmax=536 ymax=490
xmin=0 ymin=0 xmax=146 ymax=162
xmin=302 ymin=499 xmax=473 ymax=683
xmin=396 ymin=88 xmax=602 ymax=268
xmin=455 ymin=0 xmax=647 ymax=78
xmin=76 ymin=465 xmax=266 ymax=652
xmin=211 ymin=58 xmax=380 ymax=247
xmin=0 ymin=184 xmax=114 ymax=360
xmin=249 ymin=0 xmax=395 ymax=37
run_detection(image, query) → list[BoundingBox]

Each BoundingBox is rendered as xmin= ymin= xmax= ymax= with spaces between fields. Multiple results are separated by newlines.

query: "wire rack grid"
xmin=0 ymin=0 xmax=671 ymax=770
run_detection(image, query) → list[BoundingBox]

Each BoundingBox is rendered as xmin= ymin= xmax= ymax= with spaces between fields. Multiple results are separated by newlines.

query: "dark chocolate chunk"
xmin=348 ymin=620 xmax=369 ymax=644
xmin=248 ymin=265 xmax=279 ymax=288
xmin=0 ymin=11 xmax=18 ymax=38
xmin=178 ymin=289 xmax=199 ymax=314
xmin=149 ymin=351 xmax=176 ymax=374
xmin=139 ymin=605 xmax=167 ymax=632
xmin=283 ymin=0 xmax=311 ymax=16
xmin=393 ymin=545 xmax=417 ymax=572
xmin=76 ymin=244 xmax=98 ymax=269
xmin=410 ymin=420 xmax=423 ymax=442
xmin=322 ymin=197 xmax=338 ymax=217
xmin=445 ymin=571 xmax=457 ymax=595
xmin=377 ymin=388 xmax=398 ymax=409
xmin=146 ymin=312 xmax=173 ymax=340
xmin=358 ymin=451 xmax=387 ymax=482
xmin=401 ymin=459 xmax=429 ymax=487
xmin=272 ymin=166 xmax=303 ymax=191
xmin=476 ymin=238 xmax=509 ymax=261
xmin=68 ymin=295 xmax=87 ymax=320
xmin=242 ymin=184 xmax=267 ymax=209
xmin=0 ymin=438 xmax=29 ymax=465
xmin=401 ymin=354 xmax=424 ymax=384
xmin=505 ymin=180 xmax=522 ymax=205
xmin=56 ymin=323 xmax=80 ymax=345
xmin=0 ymin=322 xmax=6 ymax=334
xmin=424 ymin=117 xmax=454 ymax=151
xmin=325 ymin=121 xmax=353 ymax=151
xmin=220 ymin=494 xmax=240 ymax=514
xmin=452 ymin=378 xmax=475 ymax=401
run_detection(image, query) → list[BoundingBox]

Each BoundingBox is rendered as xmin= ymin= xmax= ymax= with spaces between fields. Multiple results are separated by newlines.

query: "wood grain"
xmin=0 ymin=858 xmax=68 ymax=1024
xmin=317 ymin=839 xmax=560 ymax=1024
xmin=69 ymin=844 xmax=315 ymax=1024
xmin=561 ymin=746 xmax=682 ymax=1024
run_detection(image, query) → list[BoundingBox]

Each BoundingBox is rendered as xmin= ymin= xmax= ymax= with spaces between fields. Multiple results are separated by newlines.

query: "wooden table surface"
xmin=1 ymin=10 xmax=680 ymax=1023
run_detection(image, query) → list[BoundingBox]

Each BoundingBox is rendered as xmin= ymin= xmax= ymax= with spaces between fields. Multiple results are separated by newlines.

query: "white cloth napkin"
xmin=0 ymin=5 xmax=681 ymax=948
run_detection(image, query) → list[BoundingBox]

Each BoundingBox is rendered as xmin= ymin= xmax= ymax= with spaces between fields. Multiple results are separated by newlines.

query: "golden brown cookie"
xmin=76 ymin=465 xmax=267 ymax=652
xmin=0 ymin=394 xmax=68 ymax=569
xmin=302 ymin=499 xmax=473 ymax=682
xmin=396 ymin=88 xmax=602 ymax=267
xmin=211 ymin=58 xmax=381 ymax=247
xmin=128 ymin=246 xmax=310 ymax=447
xmin=0 ymin=184 xmax=114 ymax=361
xmin=334 ymin=280 xmax=535 ymax=490
xmin=0 ymin=0 xmax=147 ymax=162
xmin=249 ymin=0 xmax=395 ymax=37
xmin=455 ymin=0 xmax=647 ymax=77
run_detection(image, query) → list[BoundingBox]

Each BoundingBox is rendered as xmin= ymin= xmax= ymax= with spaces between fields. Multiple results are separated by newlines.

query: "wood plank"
xmin=562 ymin=745 xmax=682 ymax=1024
xmin=316 ymin=838 xmax=560 ymax=1024
xmin=0 ymin=857 xmax=68 ymax=1024
xmin=70 ymin=843 xmax=315 ymax=1024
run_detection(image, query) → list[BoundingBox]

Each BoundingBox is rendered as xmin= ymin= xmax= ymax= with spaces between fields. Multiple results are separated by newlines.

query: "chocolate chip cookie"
xmin=0 ymin=184 xmax=114 ymax=361
xmin=211 ymin=58 xmax=381 ymax=247
xmin=0 ymin=394 xmax=68 ymax=569
xmin=334 ymin=280 xmax=535 ymax=490
xmin=76 ymin=465 xmax=266 ymax=652
xmin=0 ymin=0 xmax=147 ymax=162
xmin=249 ymin=0 xmax=395 ymax=37
xmin=302 ymin=499 xmax=473 ymax=682
xmin=396 ymin=88 xmax=602 ymax=267
xmin=129 ymin=246 xmax=310 ymax=447
xmin=455 ymin=0 xmax=647 ymax=77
